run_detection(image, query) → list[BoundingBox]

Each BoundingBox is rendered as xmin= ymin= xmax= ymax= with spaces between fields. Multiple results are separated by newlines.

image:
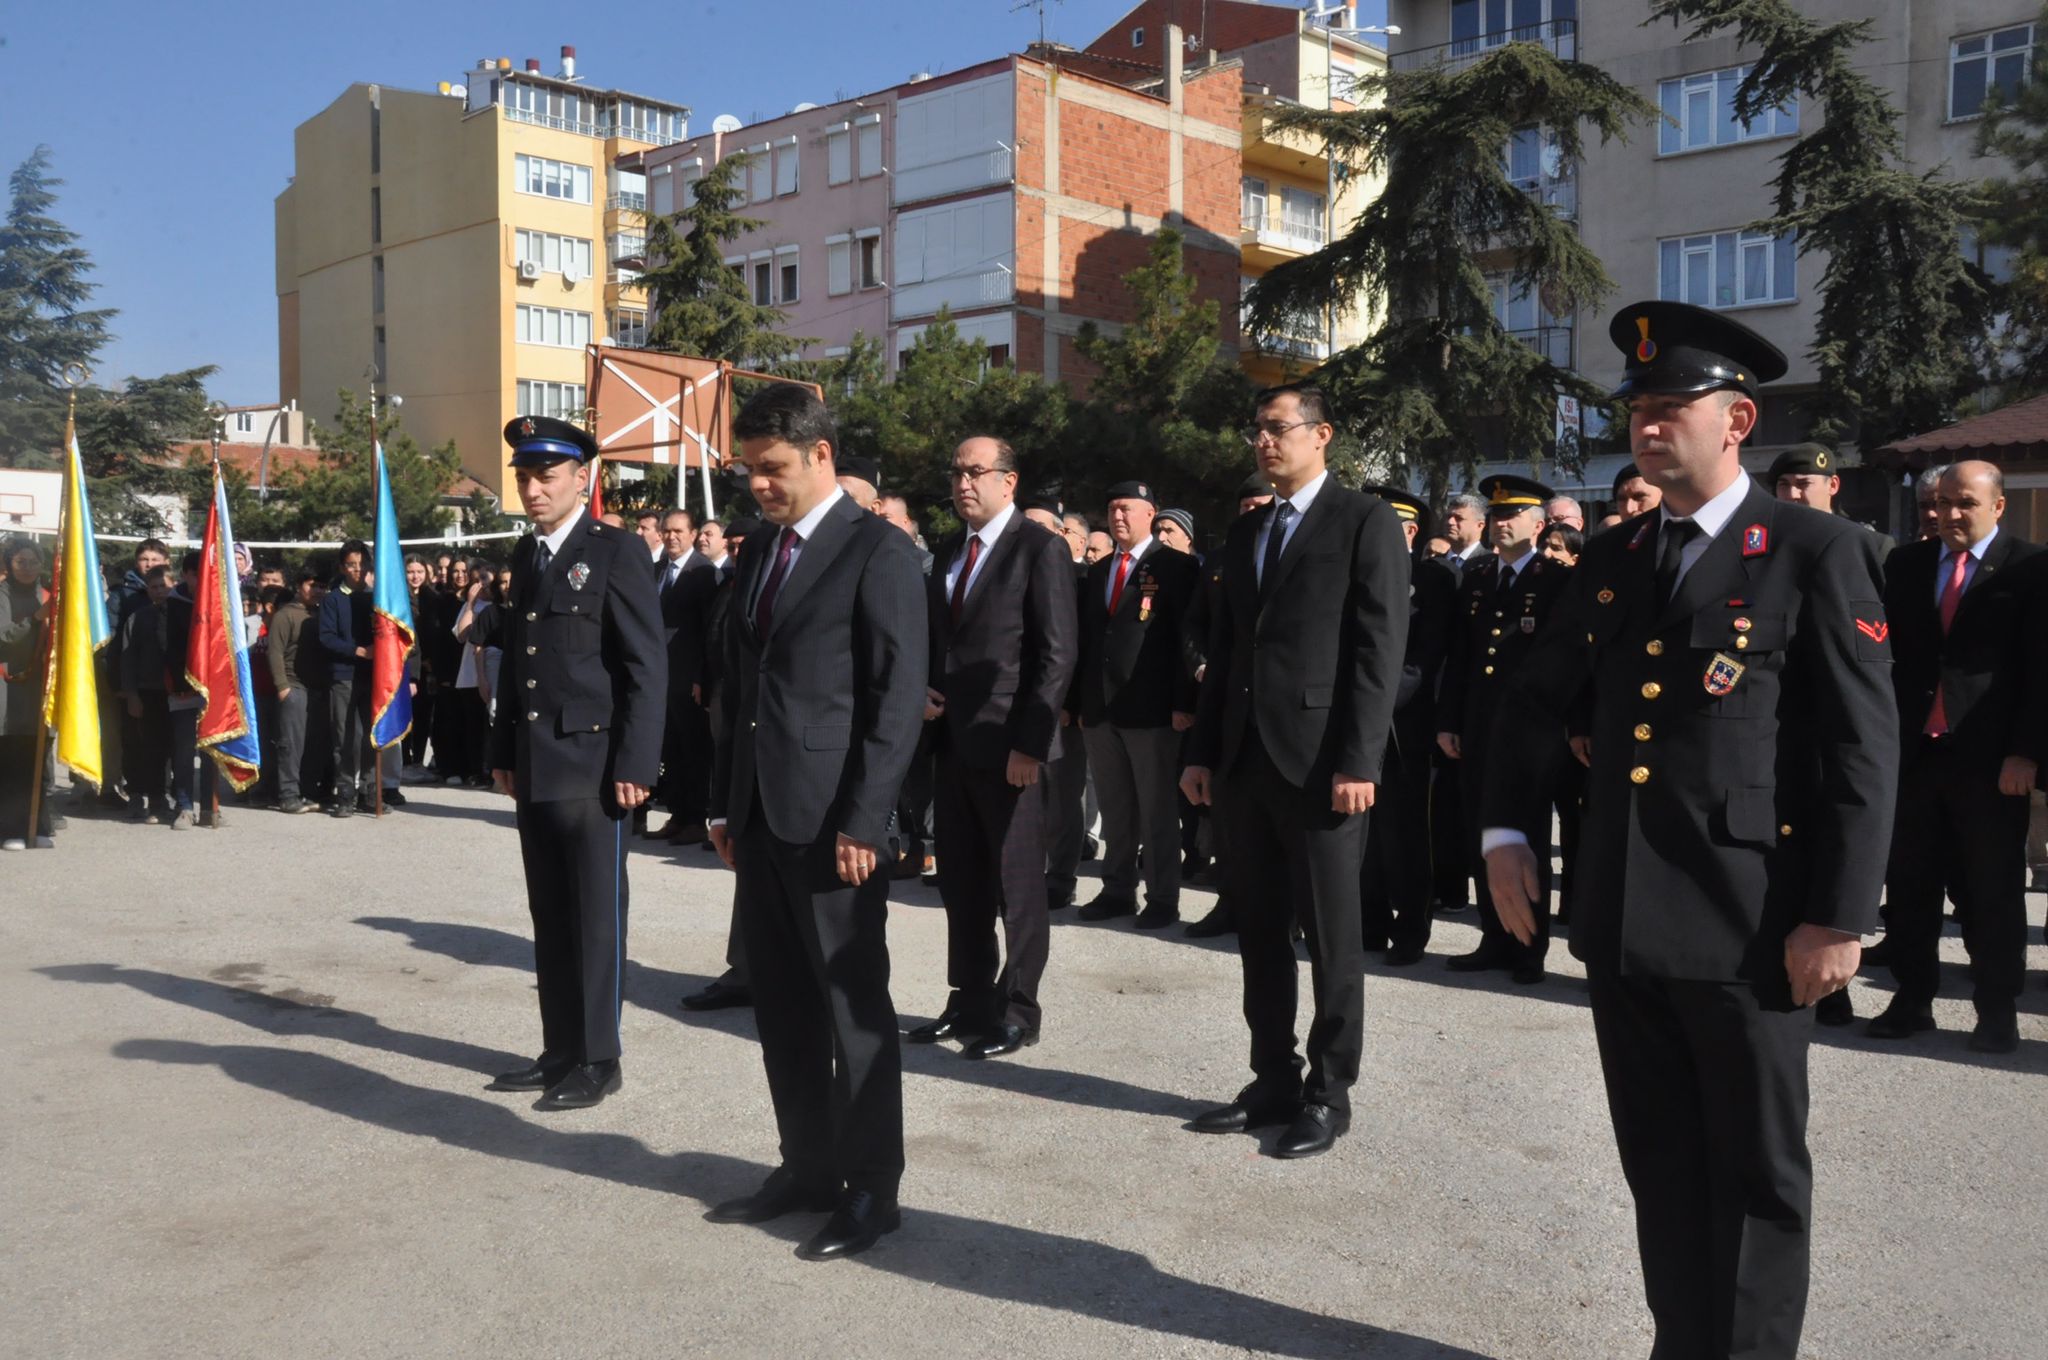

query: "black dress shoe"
xmin=906 ymin=1009 xmax=980 ymax=1044
xmin=1866 ymin=997 xmax=1936 ymax=1040
xmin=962 ymin=1023 xmax=1039 ymax=1059
xmin=488 ymin=1053 xmax=573 ymax=1091
xmin=1510 ymin=962 xmax=1547 ymax=985
xmin=706 ymin=1166 xmax=839 ymax=1224
xmin=382 ymin=788 xmax=407 ymax=808
xmin=1860 ymin=937 xmax=1893 ymax=970
xmin=1133 ymin=903 xmax=1180 ymax=931
xmin=796 ymin=1189 xmax=901 ymax=1261
xmin=1188 ymin=1087 xmax=1298 ymax=1134
xmin=1077 ymin=894 xmax=1137 ymax=922
xmin=1433 ymin=898 xmax=1469 ymax=914
xmin=1969 ymin=1008 xmax=2020 ymax=1055
xmin=680 ymin=978 xmax=753 ymax=1011
xmin=534 ymin=1060 xmax=621 ymax=1110
xmin=1446 ymin=942 xmax=1514 ymax=973
xmin=1272 ymin=1102 xmax=1349 ymax=1159
xmin=1183 ymin=905 xmax=1235 ymax=938
xmin=1814 ymin=989 xmax=1856 ymax=1027
xmin=1384 ymin=944 xmax=1427 ymax=967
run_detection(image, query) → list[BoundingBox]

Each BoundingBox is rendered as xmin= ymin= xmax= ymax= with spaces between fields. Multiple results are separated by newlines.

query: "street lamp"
xmin=1309 ymin=6 xmax=1401 ymax=355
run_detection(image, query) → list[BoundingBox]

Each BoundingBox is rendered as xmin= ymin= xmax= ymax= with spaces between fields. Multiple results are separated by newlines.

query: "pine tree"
xmin=1651 ymin=1 xmax=1993 ymax=450
xmin=638 ymin=153 xmax=808 ymax=367
xmin=0 ymin=147 xmax=117 ymax=467
xmin=1973 ymin=16 xmax=2048 ymax=397
xmin=1245 ymin=44 xmax=1654 ymax=498
xmin=257 ymin=390 xmax=462 ymax=541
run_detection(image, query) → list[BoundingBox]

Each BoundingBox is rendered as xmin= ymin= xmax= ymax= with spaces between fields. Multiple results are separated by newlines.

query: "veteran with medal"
xmin=1478 ymin=302 xmax=1898 ymax=1360
xmin=486 ymin=415 xmax=668 ymax=1111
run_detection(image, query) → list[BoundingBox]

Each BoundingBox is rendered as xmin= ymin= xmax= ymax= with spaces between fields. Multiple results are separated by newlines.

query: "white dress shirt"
xmin=1103 ymin=535 xmax=1154 ymax=605
xmin=535 ymin=509 xmax=586 ymax=565
xmin=943 ymin=500 xmax=1017 ymax=604
xmin=1934 ymin=525 xmax=1999 ymax=605
xmin=747 ymin=487 xmax=845 ymax=616
xmin=1253 ymin=469 xmax=1330 ymax=586
xmin=1655 ymin=469 xmax=1752 ymax=594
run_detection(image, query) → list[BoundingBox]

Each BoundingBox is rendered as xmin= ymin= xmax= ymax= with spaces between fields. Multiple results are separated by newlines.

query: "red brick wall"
xmin=1180 ymin=63 xmax=1244 ymax=130
xmin=1058 ymin=113 xmax=1172 ymax=222
xmin=1083 ymin=0 xmax=1299 ymax=63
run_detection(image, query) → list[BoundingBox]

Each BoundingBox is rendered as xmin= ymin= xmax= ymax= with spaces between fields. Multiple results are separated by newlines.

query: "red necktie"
xmin=949 ymin=535 xmax=982 ymax=626
xmin=753 ymin=528 xmax=798 ymax=635
xmin=1108 ymin=551 xmax=1133 ymax=614
xmin=1924 ymin=549 xmax=1970 ymax=735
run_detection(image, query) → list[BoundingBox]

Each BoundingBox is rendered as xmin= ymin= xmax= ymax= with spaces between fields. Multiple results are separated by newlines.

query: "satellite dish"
xmin=791 ymin=102 xmax=819 ymax=113
xmin=711 ymin=113 xmax=743 ymax=134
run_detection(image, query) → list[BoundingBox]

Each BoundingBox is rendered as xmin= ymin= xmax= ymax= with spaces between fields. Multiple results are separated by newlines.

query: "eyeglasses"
xmin=1240 ymin=419 xmax=1323 ymax=448
xmin=948 ymin=465 xmax=1011 ymax=484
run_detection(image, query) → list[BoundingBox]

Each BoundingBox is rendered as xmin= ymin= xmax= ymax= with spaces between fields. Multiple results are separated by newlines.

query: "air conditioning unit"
xmin=517 ymin=260 xmax=541 ymax=281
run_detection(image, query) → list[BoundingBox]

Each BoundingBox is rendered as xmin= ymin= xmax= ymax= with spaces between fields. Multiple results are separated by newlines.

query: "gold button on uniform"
xmin=526 ymin=710 xmax=538 ymax=721
xmin=1490 ymin=628 xmax=1502 ymax=637
xmin=1633 ymin=724 xmax=1652 ymax=741
xmin=1483 ymin=665 xmax=1495 ymax=675
xmin=525 ymin=645 xmax=537 ymax=655
xmin=1485 ymin=646 xmax=1496 ymax=656
xmin=1641 ymin=682 xmax=1662 ymax=700
xmin=1630 ymin=766 xmax=1650 ymax=784
xmin=1779 ymin=824 xmax=1793 ymax=837
xmin=526 ymin=611 xmax=538 ymax=621
xmin=1645 ymin=640 xmax=1664 ymax=657
xmin=1734 ymin=636 xmax=1749 ymax=650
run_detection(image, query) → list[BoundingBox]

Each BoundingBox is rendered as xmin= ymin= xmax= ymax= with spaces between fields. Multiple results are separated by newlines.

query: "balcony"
xmin=1509 ymin=171 xmax=1576 ymax=220
xmin=1242 ymin=302 xmax=1330 ymax=362
xmin=503 ymin=105 xmax=686 ymax=147
xmin=1241 ymin=209 xmax=1328 ymax=269
xmin=606 ymin=192 xmax=648 ymax=214
xmin=609 ymin=233 xmax=649 ymax=267
xmin=1509 ymin=324 xmax=1574 ymax=369
xmin=1391 ymin=19 xmax=1578 ymax=75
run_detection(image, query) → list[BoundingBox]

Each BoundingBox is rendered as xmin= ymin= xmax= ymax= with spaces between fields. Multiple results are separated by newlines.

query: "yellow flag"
xmin=41 ymin=414 xmax=110 ymax=787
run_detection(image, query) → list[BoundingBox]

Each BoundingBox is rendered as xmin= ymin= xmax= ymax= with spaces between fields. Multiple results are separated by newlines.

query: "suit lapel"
xmin=1110 ymin=540 xmax=1155 ymax=619
xmin=956 ymin=516 xmax=1024 ymax=627
xmin=763 ymin=496 xmax=859 ymax=638
xmin=1655 ymin=485 xmax=1774 ymax=631
xmin=1264 ymin=486 xmax=1341 ymax=604
xmin=1955 ymin=531 xmax=2015 ymax=624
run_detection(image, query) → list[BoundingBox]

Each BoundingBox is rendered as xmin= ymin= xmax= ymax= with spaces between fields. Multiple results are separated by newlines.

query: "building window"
xmin=370 ymin=104 xmax=381 ymax=174
xmin=858 ymin=230 xmax=884 ymax=289
xmin=856 ymin=114 xmax=883 ymax=178
xmin=374 ymin=326 xmax=387 ymax=379
xmin=777 ymin=247 xmax=801 ymax=303
xmin=827 ymin=236 xmax=853 ymax=295
xmin=1959 ymin=225 xmax=2020 ymax=285
xmin=514 ymin=153 xmax=594 ymax=204
xmin=516 ymin=230 xmax=595 ymax=278
xmin=827 ymin=123 xmax=852 ymax=185
xmin=1132 ymin=27 xmax=1145 ymax=48
xmin=373 ymin=256 xmax=386 ymax=313
xmin=612 ymin=309 xmax=648 ymax=348
xmin=986 ymin=343 xmax=1011 ymax=367
xmin=1279 ymin=186 xmax=1326 ymax=246
xmin=753 ymin=260 xmax=773 ymax=306
xmin=1658 ymin=66 xmax=1798 ymax=155
xmin=370 ymin=187 xmax=382 ymax=243
xmin=234 ymin=412 xmax=255 ymax=434
xmin=1241 ymin=176 xmax=1269 ymax=232
xmin=516 ymin=379 xmax=587 ymax=420
xmin=746 ymin=144 xmax=773 ymax=203
xmin=1658 ymin=228 xmax=1796 ymax=309
xmin=1451 ymin=0 xmax=1577 ymax=54
xmin=515 ymin=303 xmax=594 ymax=348
xmin=775 ymin=137 xmax=800 ymax=196
xmin=1951 ymin=25 xmax=2035 ymax=121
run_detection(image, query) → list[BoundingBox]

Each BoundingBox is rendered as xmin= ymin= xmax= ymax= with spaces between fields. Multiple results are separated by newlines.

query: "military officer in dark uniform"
xmin=1359 ymin=486 xmax=1458 ymax=964
xmin=1481 ymin=302 xmax=1898 ymax=1360
xmin=486 ymin=415 xmax=668 ymax=1110
xmin=1436 ymin=473 xmax=1573 ymax=983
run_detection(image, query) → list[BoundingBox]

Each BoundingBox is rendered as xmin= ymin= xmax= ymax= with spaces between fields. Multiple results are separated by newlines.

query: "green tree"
xmin=0 ymin=146 xmax=117 ymax=467
xmin=1245 ymin=43 xmax=1655 ymax=498
xmin=1652 ymin=0 xmax=1994 ymax=449
xmin=1071 ymin=227 xmax=1258 ymax=524
xmin=257 ymin=390 xmax=462 ymax=541
xmin=1973 ymin=13 xmax=2048 ymax=396
xmin=639 ymin=154 xmax=808 ymax=367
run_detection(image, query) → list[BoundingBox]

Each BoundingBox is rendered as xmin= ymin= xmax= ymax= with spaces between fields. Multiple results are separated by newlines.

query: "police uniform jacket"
xmin=1437 ymin=551 xmax=1571 ymax=749
xmin=487 ymin=513 xmax=667 ymax=802
xmin=1066 ymin=541 xmax=1200 ymax=728
xmin=1481 ymin=485 xmax=1899 ymax=984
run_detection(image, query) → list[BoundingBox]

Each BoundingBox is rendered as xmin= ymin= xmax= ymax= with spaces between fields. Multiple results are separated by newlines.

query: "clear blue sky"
xmin=0 ymin=0 xmax=1384 ymax=405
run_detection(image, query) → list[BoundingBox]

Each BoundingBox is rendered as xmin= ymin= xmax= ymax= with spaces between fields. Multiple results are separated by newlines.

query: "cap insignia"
xmin=1635 ymin=316 xmax=1658 ymax=363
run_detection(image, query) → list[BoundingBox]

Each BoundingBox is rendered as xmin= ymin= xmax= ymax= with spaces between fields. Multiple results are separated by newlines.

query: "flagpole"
xmin=370 ymin=368 xmax=385 ymax=820
xmin=208 ymin=403 xmax=225 ymax=828
xmin=26 ymin=371 xmax=87 ymax=848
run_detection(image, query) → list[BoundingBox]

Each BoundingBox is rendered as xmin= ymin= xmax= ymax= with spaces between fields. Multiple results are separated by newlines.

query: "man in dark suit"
xmin=652 ymin=507 xmax=716 ymax=845
xmin=909 ymin=436 xmax=1077 ymax=1060
xmin=1359 ymin=486 xmax=1458 ymax=965
xmin=1067 ymin=480 xmax=1200 ymax=929
xmin=1482 ymin=302 xmax=1898 ymax=1360
xmin=1870 ymin=459 xmax=2043 ymax=1054
xmin=1438 ymin=473 xmax=1575 ymax=983
xmin=485 ymin=416 xmax=668 ymax=1112
xmin=705 ymin=386 xmax=926 ymax=1261
xmin=1180 ymin=382 xmax=1409 ymax=1159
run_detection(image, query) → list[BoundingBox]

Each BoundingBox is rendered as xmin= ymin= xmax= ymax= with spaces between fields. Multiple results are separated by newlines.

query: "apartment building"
xmin=1387 ymin=0 xmax=2040 ymax=515
xmin=275 ymin=48 xmax=688 ymax=498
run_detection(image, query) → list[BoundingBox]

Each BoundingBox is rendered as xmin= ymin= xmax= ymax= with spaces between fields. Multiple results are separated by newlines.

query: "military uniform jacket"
xmin=487 ymin=513 xmax=668 ymax=803
xmin=1437 ymin=550 xmax=1570 ymax=751
xmin=1066 ymin=541 xmax=1200 ymax=728
xmin=1481 ymin=485 xmax=1899 ymax=984
xmin=1393 ymin=554 xmax=1459 ymax=759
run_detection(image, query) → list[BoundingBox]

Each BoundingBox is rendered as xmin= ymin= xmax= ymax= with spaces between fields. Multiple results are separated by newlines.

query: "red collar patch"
xmin=1855 ymin=618 xmax=1889 ymax=643
xmin=1627 ymin=521 xmax=1652 ymax=550
xmin=1742 ymin=524 xmax=1769 ymax=557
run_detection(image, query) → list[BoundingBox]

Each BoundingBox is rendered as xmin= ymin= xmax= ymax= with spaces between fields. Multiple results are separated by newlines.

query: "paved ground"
xmin=4 ymin=780 xmax=2045 ymax=1359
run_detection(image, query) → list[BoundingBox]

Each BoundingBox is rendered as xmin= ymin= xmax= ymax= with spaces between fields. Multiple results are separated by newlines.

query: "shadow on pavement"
xmin=105 ymin=1036 xmax=1495 ymax=1360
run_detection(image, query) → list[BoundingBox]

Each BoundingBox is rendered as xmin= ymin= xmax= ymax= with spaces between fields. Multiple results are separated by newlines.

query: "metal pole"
xmin=1326 ymin=28 xmax=1336 ymax=357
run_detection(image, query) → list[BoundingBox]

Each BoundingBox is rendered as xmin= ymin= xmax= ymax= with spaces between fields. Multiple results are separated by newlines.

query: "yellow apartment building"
xmin=276 ymin=50 xmax=687 ymax=499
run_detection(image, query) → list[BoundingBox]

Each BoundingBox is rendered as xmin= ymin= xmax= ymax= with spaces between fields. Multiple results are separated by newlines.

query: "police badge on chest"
xmin=568 ymin=561 xmax=591 ymax=591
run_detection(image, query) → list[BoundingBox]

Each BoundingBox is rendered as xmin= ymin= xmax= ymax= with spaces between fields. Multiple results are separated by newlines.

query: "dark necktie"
xmin=754 ymin=528 xmax=799 ymax=634
xmin=1495 ymin=560 xmax=1519 ymax=604
xmin=1655 ymin=519 xmax=1700 ymax=608
xmin=532 ymin=538 xmax=554 ymax=580
xmin=949 ymin=535 xmax=982 ymax=626
xmin=1259 ymin=500 xmax=1295 ymax=596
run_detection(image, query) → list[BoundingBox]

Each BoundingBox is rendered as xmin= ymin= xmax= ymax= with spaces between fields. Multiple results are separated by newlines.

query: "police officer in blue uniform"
xmin=1481 ymin=301 xmax=1898 ymax=1360
xmin=486 ymin=415 xmax=668 ymax=1111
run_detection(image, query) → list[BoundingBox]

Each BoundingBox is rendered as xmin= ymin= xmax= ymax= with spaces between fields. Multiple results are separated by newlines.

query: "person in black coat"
xmin=1357 ymin=487 xmax=1458 ymax=965
xmin=1181 ymin=382 xmax=1409 ymax=1160
xmin=911 ymin=437 xmax=1078 ymax=1060
xmin=705 ymin=386 xmax=926 ymax=1262
xmin=1869 ymin=459 xmax=2045 ymax=1054
xmin=484 ymin=415 xmax=667 ymax=1113
xmin=1482 ymin=301 xmax=1899 ymax=1360
xmin=653 ymin=507 xmax=718 ymax=843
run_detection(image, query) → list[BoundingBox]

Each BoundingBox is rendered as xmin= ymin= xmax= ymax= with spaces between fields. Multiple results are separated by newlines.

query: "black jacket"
xmin=1438 ymin=550 xmax=1574 ymax=752
xmin=1392 ymin=554 xmax=1459 ymax=759
xmin=1066 ymin=541 xmax=1200 ymax=728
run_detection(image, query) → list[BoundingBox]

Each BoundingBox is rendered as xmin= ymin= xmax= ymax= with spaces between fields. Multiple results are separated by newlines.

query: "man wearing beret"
xmin=1481 ymin=301 xmax=1898 ymax=1359
xmin=486 ymin=415 xmax=668 ymax=1111
xmin=1769 ymin=443 xmax=1896 ymax=558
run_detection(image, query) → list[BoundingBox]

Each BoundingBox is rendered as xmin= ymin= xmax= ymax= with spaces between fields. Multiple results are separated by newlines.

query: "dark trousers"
xmin=1215 ymin=730 xmax=1367 ymax=1112
xmin=1040 ymin=731 xmax=1088 ymax=907
xmin=460 ymin=689 xmax=492 ymax=780
xmin=514 ymin=796 xmax=629 ymax=1063
xmin=933 ymin=751 xmax=1051 ymax=1030
xmin=1361 ymin=728 xmax=1432 ymax=951
xmin=252 ymin=691 xmax=280 ymax=804
xmin=301 ymin=683 xmax=334 ymax=802
xmin=405 ymin=686 xmax=434 ymax=765
xmin=0 ymin=733 xmax=53 ymax=840
xmin=328 ymin=677 xmax=371 ymax=800
xmin=1462 ymin=735 xmax=1551 ymax=964
xmin=1886 ymin=736 xmax=2032 ymax=1011
xmin=1589 ymin=974 xmax=1813 ymax=1360
xmin=431 ymin=682 xmax=469 ymax=778
xmin=96 ymin=680 xmax=126 ymax=799
xmin=167 ymin=704 xmax=218 ymax=813
xmin=660 ymin=693 xmax=713 ymax=822
xmin=1083 ymin=721 xmax=1181 ymax=911
xmin=128 ymin=692 xmax=170 ymax=814
xmin=897 ymin=725 xmax=937 ymax=862
xmin=274 ymin=688 xmax=308 ymax=804
xmin=1555 ymin=756 xmax=1585 ymax=906
xmin=1431 ymin=751 xmax=1468 ymax=907
xmin=735 ymin=816 xmax=903 ymax=1199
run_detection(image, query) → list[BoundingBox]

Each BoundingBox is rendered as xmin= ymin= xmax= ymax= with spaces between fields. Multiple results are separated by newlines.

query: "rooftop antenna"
xmin=1011 ymin=0 xmax=1063 ymax=46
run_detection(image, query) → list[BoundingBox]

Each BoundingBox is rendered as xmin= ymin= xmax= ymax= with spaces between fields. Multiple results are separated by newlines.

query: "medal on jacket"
xmin=568 ymin=561 xmax=591 ymax=591
xmin=1704 ymin=651 xmax=1746 ymax=696
xmin=1138 ymin=581 xmax=1156 ymax=622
